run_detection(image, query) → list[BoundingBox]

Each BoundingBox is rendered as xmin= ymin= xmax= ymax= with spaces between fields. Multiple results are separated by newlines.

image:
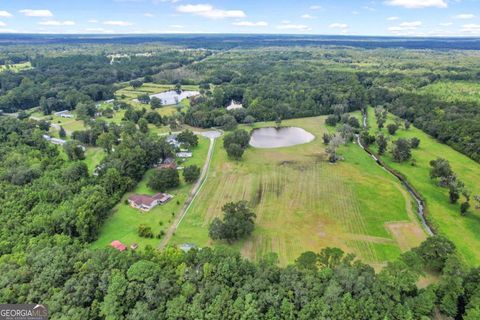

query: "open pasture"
xmin=173 ymin=117 xmax=427 ymax=266
xmin=366 ymin=106 xmax=480 ymax=265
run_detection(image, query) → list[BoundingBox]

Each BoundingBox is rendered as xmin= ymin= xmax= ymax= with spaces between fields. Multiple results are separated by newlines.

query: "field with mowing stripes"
xmin=172 ymin=117 xmax=427 ymax=267
xmin=365 ymin=107 xmax=480 ymax=265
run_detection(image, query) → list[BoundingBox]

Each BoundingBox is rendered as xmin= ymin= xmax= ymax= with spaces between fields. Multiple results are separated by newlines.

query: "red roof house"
xmin=111 ymin=240 xmax=127 ymax=251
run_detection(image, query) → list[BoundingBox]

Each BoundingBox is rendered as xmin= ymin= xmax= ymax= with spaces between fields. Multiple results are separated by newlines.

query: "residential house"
xmin=128 ymin=193 xmax=173 ymax=211
xmin=158 ymin=157 xmax=177 ymax=169
xmin=226 ymin=100 xmax=243 ymax=111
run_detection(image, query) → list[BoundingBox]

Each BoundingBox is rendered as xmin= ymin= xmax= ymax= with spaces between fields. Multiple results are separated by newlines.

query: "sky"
xmin=0 ymin=0 xmax=479 ymax=36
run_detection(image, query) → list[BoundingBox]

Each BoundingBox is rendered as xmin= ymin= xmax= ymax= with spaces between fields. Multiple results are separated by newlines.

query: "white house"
xmin=54 ymin=110 xmax=73 ymax=118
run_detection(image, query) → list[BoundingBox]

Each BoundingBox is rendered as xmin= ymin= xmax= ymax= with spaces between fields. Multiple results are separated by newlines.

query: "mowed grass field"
xmin=172 ymin=117 xmax=427 ymax=267
xmin=366 ymin=107 xmax=480 ymax=265
xmin=91 ymin=136 xmax=209 ymax=250
xmin=115 ymin=82 xmax=199 ymax=117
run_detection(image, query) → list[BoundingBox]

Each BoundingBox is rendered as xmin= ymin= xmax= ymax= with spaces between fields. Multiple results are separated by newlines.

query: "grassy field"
xmin=0 ymin=62 xmax=32 ymax=73
xmin=91 ymin=136 xmax=210 ymax=250
xmin=83 ymin=147 xmax=105 ymax=174
xmin=172 ymin=117 xmax=427 ymax=267
xmin=418 ymin=81 xmax=480 ymax=104
xmin=366 ymin=107 xmax=480 ymax=265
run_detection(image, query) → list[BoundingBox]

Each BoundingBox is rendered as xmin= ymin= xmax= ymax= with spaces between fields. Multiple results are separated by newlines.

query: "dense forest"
xmin=0 ymin=48 xmax=210 ymax=113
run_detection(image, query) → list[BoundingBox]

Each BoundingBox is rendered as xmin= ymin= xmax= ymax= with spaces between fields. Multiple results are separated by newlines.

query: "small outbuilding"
xmin=176 ymin=152 xmax=193 ymax=158
xmin=111 ymin=240 xmax=127 ymax=252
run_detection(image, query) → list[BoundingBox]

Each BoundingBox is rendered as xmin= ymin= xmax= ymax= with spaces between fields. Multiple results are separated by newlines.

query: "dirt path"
xmin=158 ymin=134 xmax=219 ymax=249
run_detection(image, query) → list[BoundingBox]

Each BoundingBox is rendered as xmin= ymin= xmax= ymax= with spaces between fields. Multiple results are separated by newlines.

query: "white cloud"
xmin=176 ymin=4 xmax=246 ymax=19
xmin=169 ymin=24 xmax=184 ymax=28
xmin=461 ymin=24 xmax=480 ymax=34
xmin=384 ymin=0 xmax=447 ymax=9
xmin=399 ymin=21 xmax=422 ymax=27
xmin=389 ymin=20 xmax=423 ymax=34
xmin=0 ymin=11 xmax=13 ymax=18
xmin=276 ymin=23 xmax=311 ymax=31
xmin=0 ymin=28 xmax=17 ymax=33
xmin=144 ymin=12 xmax=155 ymax=17
xmin=439 ymin=22 xmax=453 ymax=26
xmin=19 ymin=9 xmax=53 ymax=17
xmin=39 ymin=20 xmax=75 ymax=26
xmin=88 ymin=19 xmax=99 ymax=23
xmin=103 ymin=20 xmax=133 ymax=26
xmin=387 ymin=16 xmax=400 ymax=21
xmin=85 ymin=27 xmax=114 ymax=33
xmin=309 ymin=5 xmax=322 ymax=10
xmin=301 ymin=14 xmax=316 ymax=19
xmin=233 ymin=21 xmax=268 ymax=27
xmin=329 ymin=23 xmax=348 ymax=29
xmin=0 ymin=21 xmax=5 ymax=27
xmin=454 ymin=14 xmax=475 ymax=20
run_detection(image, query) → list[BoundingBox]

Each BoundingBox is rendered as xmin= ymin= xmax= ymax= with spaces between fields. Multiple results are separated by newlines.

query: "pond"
xmin=150 ymin=90 xmax=200 ymax=105
xmin=249 ymin=127 xmax=315 ymax=148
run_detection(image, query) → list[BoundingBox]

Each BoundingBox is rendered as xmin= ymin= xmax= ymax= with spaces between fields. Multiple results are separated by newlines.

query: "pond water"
xmin=150 ymin=90 xmax=200 ymax=105
xmin=249 ymin=127 xmax=315 ymax=148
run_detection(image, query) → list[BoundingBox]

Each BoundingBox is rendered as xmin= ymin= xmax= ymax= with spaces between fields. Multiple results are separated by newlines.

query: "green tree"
xmin=225 ymin=143 xmax=244 ymax=160
xmin=138 ymin=118 xmax=149 ymax=133
xmin=97 ymin=132 xmax=116 ymax=153
xmin=177 ymin=130 xmax=198 ymax=147
xmin=137 ymin=93 xmax=150 ymax=104
xmin=148 ymin=168 xmax=180 ymax=191
xmin=376 ymin=134 xmax=388 ymax=155
xmin=387 ymin=123 xmax=399 ymax=135
xmin=410 ymin=137 xmax=420 ymax=149
xmin=183 ymin=165 xmax=201 ymax=183
xmin=138 ymin=224 xmax=154 ymax=238
xmin=392 ymin=138 xmax=412 ymax=162
xmin=59 ymin=126 xmax=67 ymax=138
xmin=208 ymin=201 xmax=256 ymax=243
xmin=130 ymin=79 xmax=143 ymax=89
xmin=63 ymin=140 xmax=85 ymax=161
xmin=150 ymin=97 xmax=162 ymax=109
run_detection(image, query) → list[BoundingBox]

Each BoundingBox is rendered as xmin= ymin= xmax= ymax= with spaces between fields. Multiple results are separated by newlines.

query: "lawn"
xmin=365 ymin=106 xmax=480 ymax=265
xmin=91 ymin=135 xmax=210 ymax=250
xmin=172 ymin=117 xmax=427 ymax=267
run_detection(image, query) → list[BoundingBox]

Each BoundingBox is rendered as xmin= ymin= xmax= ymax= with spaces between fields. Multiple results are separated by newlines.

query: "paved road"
xmin=158 ymin=132 xmax=219 ymax=249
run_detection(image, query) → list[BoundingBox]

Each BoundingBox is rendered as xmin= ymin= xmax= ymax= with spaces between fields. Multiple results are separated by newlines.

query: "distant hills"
xmin=1 ymin=33 xmax=480 ymax=50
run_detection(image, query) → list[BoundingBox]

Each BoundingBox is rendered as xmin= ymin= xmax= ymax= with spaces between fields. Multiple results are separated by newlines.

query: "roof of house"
xmin=128 ymin=193 xmax=172 ymax=207
xmin=111 ymin=240 xmax=127 ymax=251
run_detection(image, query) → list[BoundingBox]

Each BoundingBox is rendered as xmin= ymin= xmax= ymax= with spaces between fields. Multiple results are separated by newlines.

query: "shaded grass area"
xmin=366 ymin=106 xmax=480 ymax=265
xmin=173 ymin=117 xmax=426 ymax=266
xmin=91 ymin=136 xmax=209 ymax=250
